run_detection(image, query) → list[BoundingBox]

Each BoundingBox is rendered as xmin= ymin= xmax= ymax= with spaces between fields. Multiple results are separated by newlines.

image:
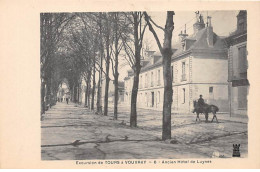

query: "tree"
xmin=69 ymin=30 xmax=91 ymax=104
xmin=103 ymin=13 xmax=114 ymax=116
xmin=110 ymin=12 xmax=126 ymax=120
xmin=57 ymin=15 xmax=96 ymax=105
xmin=121 ymin=12 xmax=147 ymax=127
xmin=144 ymin=11 xmax=175 ymax=140
xmin=40 ymin=13 xmax=75 ymax=115
xmin=74 ymin=12 xmax=104 ymax=113
xmin=96 ymin=13 xmax=104 ymax=114
xmin=91 ymin=52 xmax=96 ymax=110
xmin=76 ymin=13 xmax=101 ymax=110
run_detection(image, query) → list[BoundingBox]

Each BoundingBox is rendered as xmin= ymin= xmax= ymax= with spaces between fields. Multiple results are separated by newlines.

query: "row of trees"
xmin=40 ymin=11 xmax=175 ymax=140
xmin=40 ymin=13 xmax=76 ymax=115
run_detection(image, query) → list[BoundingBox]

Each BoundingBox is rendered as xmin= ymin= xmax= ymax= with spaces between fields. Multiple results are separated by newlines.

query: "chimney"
xmin=193 ymin=13 xmax=205 ymax=34
xmin=179 ymin=25 xmax=188 ymax=50
xmin=236 ymin=10 xmax=247 ymax=33
xmin=207 ymin=16 xmax=214 ymax=47
xmin=143 ymin=50 xmax=155 ymax=60
xmin=179 ymin=25 xmax=188 ymax=40
xmin=147 ymin=50 xmax=155 ymax=57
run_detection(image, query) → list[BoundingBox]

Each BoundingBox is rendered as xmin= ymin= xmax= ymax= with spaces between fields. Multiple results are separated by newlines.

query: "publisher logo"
xmin=232 ymin=144 xmax=241 ymax=157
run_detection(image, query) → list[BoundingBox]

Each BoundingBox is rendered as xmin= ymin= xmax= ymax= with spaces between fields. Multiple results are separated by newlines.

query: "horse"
xmin=193 ymin=100 xmax=219 ymax=123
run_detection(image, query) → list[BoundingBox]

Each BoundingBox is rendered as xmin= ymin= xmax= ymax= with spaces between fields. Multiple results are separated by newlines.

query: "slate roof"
xmin=125 ymin=27 xmax=228 ymax=78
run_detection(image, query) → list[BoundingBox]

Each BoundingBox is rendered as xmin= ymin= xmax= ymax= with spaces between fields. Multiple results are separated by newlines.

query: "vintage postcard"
xmin=0 ymin=0 xmax=260 ymax=169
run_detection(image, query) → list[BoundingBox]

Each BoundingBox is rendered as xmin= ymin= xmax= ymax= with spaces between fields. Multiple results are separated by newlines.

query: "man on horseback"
xmin=193 ymin=94 xmax=219 ymax=122
xmin=198 ymin=95 xmax=205 ymax=109
xmin=193 ymin=95 xmax=205 ymax=113
xmin=193 ymin=94 xmax=208 ymax=121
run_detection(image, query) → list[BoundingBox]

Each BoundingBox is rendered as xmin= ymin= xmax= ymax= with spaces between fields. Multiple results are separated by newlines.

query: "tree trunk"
xmin=104 ymin=61 xmax=110 ymax=116
xmin=87 ymin=83 xmax=91 ymax=109
xmin=73 ymin=85 xmax=76 ymax=103
xmin=77 ymin=83 xmax=80 ymax=104
xmin=162 ymin=50 xmax=173 ymax=140
xmin=144 ymin=11 xmax=174 ymax=140
xmin=91 ymin=65 xmax=96 ymax=111
xmin=114 ymin=73 xmax=119 ymax=120
xmin=130 ymin=13 xmax=142 ymax=127
xmin=96 ymin=13 xmax=103 ymax=114
xmin=85 ymin=82 xmax=88 ymax=107
xmin=130 ymin=68 xmax=140 ymax=127
xmin=113 ymin=13 xmax=119 ymax=120
xmin=71 ymin=85 xmax=74 ymax=103
xmin=74 ymin=85 xmax=77 ymax=103
xmin=41 ymin=80 xmax=46 ymax=116
xmin=96 ymin=77 xmax=102 ymax=113
xmin=46 ymin=78 xmax=51 ymax=110
xmin=104 ymin=16 xmax=110 ymax=116
xmin=161 ymin=12 xmax=174 ymax=140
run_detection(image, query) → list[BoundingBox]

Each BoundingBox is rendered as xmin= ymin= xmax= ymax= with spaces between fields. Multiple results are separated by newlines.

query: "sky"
xmin=118 ymin=10 xmax=239 ymax=81
xmin=145 ymin=10 xmax=238 ymax=50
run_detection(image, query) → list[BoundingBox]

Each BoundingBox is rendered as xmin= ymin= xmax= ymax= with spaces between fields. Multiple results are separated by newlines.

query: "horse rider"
xmin=192 ymin=95 xmax=203 ymax=113
xmin=194 ymin=94 xmax=206 ymax=113
xmin=198 ymin=95 xmax=205 ymax=108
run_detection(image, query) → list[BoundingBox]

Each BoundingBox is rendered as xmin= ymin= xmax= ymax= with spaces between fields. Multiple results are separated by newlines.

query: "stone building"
xmin=101 ymin=79 xmax=125 ymax=104
xmin=124 ymin=13 xmax=229 ymax=113
xmin=226 ymin=10 xmax=248 ymax=117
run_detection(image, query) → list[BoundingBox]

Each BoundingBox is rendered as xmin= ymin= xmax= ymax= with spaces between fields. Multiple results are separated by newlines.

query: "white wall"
xmin=176 ymin=85 xmax=190 ymax=112
xmin=191 ymin=84 xmax=229 ymax=112
xmin=124 ymin=54 xmax=229 ymax=113
xmin=137 ymin=87 xmax=164 ymax=110
xmin=172 ymin=56 xmax=191 ymax=84
xmin=230 ymin=85 xmax=248 ymax=116
xmin=192 ymin=57 xmax=228 ymax=83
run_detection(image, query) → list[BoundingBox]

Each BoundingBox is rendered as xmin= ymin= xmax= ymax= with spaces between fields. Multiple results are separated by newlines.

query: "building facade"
xmin=79 ymin=77 xmax=125 ymax=108
xmin=101 ymin=79 xmax=125 ymax=104
xmin=226 ymin=11 xmax=248 ymax=117
xmin=124 ymin=13 xmax=229 ymax=113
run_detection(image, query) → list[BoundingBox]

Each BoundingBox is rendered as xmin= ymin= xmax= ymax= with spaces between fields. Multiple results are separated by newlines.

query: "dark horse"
xmin=193 ymin=100 xmax=219 ymax=122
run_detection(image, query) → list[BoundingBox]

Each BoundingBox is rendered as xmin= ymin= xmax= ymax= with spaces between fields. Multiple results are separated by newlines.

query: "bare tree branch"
xmin=143 ymin=12 xmax=162 ymax=52
xmin=150 ymin=16 xmax=165 ymax=31
xmin=110 ymin=56 xmax=115 ymax=76
xmin=138 ymin=23 xmax=148 ymax=47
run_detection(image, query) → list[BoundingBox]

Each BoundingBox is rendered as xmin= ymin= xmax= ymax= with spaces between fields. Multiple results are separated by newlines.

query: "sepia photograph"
xmin=40 ymin=10 xmax=249 ymax=160
xmin=2 ymin=0 xmax=260 ymax=169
